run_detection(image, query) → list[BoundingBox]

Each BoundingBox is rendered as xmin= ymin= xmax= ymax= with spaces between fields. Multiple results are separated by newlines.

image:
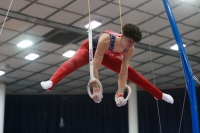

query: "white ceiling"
xmin=0 ymin=0 xmax=199 ymax=94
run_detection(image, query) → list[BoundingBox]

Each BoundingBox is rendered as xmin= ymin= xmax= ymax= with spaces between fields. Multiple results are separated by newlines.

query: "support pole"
xmin=0 ymin=83 xmax=5 ymax=133
xmin=162 ymin=0 xmax=199 ymax=133
xmin=128 ymin=83 xmax=138 ymax=133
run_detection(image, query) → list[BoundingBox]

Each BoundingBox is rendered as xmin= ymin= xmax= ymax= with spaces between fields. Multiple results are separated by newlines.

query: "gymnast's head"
xmin=121 ymin=23 xmax=142 ymax=49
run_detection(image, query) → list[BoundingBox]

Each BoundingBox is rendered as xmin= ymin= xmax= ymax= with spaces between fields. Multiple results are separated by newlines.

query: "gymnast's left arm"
xmin=118 ymin=47 xmax=134 ymax=93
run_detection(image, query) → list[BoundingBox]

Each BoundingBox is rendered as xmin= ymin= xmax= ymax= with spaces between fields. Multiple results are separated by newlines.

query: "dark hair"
xmin=122 ymin=23 xmax=142 ymax=42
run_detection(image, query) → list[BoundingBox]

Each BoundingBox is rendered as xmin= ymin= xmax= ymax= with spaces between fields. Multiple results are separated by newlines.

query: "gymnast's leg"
xmin=40 ymin=40 xmax=89 ymax=90
xmin=101 ymin=54 xmax=174 ymax=104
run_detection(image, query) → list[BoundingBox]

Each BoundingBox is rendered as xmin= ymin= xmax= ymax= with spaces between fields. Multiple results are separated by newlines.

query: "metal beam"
xmin=0 ymin=8 xmax=99 ymax=36
xmin=136 ymin=43 xmax=200 ymax=62
xmin=0 ymin=8 xmax=200 ymax=62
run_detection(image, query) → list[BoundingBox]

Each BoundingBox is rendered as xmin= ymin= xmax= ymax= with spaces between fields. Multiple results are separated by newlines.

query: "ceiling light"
xmin=85 ymin=20 xmax=101 ymax=29
xmin=170 ymin=44 xmax=186 ymax=50
xmin=0 ymin=70 xmax=5 ymax=76
xmin=17 ymin=40 xmax=33 ymax=48
xmin=63 ymin=50 xmax=76 ymax=58
xmin=25 ymin=53 xmax=39 ymax=60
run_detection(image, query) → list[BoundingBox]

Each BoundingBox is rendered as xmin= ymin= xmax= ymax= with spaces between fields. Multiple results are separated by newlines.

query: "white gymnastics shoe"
xmin=40 ymin=80 xmax=53 ymax=91
xmin=162 ymin=93 xmax=174 ymax=104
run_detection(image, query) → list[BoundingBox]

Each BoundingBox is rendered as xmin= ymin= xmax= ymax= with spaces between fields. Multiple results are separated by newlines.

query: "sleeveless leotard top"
xmin=92 ymin=30 xmax=128 ymax=57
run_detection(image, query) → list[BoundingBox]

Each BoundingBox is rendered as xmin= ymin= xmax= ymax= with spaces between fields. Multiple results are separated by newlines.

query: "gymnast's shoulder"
xmin=98 ymin=33 xmax=110 ymax=44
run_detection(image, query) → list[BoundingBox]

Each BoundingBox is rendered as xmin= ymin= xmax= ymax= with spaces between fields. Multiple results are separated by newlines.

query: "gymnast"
xmin=41 ymin=23 xmax=174 ymax=106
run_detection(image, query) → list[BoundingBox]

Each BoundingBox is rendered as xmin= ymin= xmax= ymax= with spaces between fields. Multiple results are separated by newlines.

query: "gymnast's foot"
xmin=92 ymin=89 xmax=103 ymax=103
xmin=40 ymin=80 xmax=53 ymax=91
xmin=162 ymin=93 xmax=174 ymax=104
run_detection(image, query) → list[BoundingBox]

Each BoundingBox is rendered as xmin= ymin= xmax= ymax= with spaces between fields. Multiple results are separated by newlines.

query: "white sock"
xmin=40 ymin=80 xmax=53 ymax=90
xmin=162 ymin=93 xmax=174 ymax=104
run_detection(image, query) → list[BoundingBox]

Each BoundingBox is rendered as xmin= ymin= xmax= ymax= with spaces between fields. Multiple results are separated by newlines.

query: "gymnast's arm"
xmin=92 ymin=33 xmax=110 ymax=88
xmin=118 ymin=47 xmax=134 ymax=93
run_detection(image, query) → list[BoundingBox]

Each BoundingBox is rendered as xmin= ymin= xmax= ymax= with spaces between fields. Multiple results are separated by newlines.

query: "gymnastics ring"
xmin=124 ymin=85 xmax=132 ymax=102
xmin=87 ymin=78 xmax=103 ymax=99
xmin=115 ymin=85 xmax=132 ymax=106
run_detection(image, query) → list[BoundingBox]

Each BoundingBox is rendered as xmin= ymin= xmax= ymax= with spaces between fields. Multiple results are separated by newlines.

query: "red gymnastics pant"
xmin=49 ymin=40 xmax=163 ymax=100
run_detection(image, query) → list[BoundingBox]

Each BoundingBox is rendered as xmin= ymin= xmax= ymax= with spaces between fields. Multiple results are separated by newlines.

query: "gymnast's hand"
xmin=90 ymin=80 xmax=103 ymax=103
xmin=92 ymin=81 xmax=99 ymax=89
xmin=115 ymin=90 xmax=126 ymax=107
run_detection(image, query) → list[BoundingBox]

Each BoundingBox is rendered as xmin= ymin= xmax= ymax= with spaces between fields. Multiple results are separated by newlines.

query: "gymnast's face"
xmin=122 ymin=35 xmax=135 ymax=49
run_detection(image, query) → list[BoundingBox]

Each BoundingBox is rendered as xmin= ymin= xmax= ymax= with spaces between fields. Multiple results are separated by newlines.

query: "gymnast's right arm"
xmin=92 ymin=33 xmax=110 ymax=88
